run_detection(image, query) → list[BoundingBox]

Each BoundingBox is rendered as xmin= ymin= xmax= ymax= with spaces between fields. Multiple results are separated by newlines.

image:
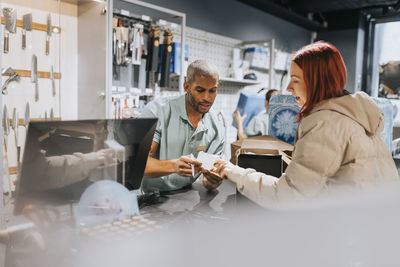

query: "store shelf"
xmin=249 ymin=66 xmax=287 ymax=73
xmin=219 ymin=77 xmax=262 ymax=85
xmin=170 ymin=74 xmax=262 ymax=86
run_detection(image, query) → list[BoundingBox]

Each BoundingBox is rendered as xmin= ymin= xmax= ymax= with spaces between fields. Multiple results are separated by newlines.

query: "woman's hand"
xmin=213 ymin=159 xmax=234 ymax=179
xmin=234 ymin=111 xmax=248 ymax=140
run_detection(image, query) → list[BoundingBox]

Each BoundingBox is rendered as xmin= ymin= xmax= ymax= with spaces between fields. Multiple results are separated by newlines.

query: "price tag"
xmin=141 ymin=15 xmax=150 ymax=21
xmin=120 ymin=9 xmax=130 ymax=16
xmin=158 ymin=19 xmax=167 ymax=26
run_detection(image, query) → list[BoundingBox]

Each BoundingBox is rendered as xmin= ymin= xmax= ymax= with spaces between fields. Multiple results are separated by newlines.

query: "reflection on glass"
xmin=14 ymin=118 xmax=157 ymax=215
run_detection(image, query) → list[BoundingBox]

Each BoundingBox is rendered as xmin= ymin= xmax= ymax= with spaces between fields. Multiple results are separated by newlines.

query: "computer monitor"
xmin=13 ymin=118 xmax=157 ymax=215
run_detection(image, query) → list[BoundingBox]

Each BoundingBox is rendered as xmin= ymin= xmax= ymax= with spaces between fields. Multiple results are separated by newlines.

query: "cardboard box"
xmin=230 ymin=135 xmax=293 ymax=169
xmin=244 ymin=47 xmax=270 ymax=69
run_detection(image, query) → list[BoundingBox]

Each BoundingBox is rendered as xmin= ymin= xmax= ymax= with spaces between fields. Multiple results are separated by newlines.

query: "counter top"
xmin=139 ymin=179 xmax=238 ymax=226
xmin=1 ymin=179 xmax=247 ymax=267
xmin=1 ymin=179 xmax=239 ymax=230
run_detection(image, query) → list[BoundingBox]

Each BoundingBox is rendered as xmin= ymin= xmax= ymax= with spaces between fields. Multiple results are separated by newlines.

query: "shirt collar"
xmin=177 ymin=94 xmax=189 ymax=121
xmin=177 ymin=93 xmax=209 ymax=133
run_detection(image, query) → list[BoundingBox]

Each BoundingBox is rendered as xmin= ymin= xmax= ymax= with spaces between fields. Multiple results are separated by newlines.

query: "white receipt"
xmin=197 ymin=151 xmax=220 ymax=171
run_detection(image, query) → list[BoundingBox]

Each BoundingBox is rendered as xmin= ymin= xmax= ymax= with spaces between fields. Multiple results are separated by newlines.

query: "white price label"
xmin=141 ymin=15 xmax=150 ymax=21
xmin=120 ymin=9 xmax=130 ymax=16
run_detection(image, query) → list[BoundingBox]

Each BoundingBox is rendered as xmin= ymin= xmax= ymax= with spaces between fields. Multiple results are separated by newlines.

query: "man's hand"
xmin=202 ymin=169 xmax=223 ymax=190
xmin=234 ymin=110 xmax=247 ymax=126
xmin=173 ymin=155 xmax=202 ymax=177
xmin=145 ymin=142 xmax=203 ymax=178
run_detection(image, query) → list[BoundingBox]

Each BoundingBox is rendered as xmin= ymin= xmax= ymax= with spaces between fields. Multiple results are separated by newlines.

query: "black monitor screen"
xmin=14 ymin=118 xmax=157 ymax=215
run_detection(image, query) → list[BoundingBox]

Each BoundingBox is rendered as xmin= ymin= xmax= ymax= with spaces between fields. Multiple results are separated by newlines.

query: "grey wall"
xmin=318 ymin=29 xmax=360 ymax=93
xmin=114 ymin=0 xmax=311 ymax=52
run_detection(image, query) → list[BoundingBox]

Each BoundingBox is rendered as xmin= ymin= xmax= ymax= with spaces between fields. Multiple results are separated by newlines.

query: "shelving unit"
xmin=118 ymin=0 xmax=186 ymax=96
xmin=240 ymin=39 xmax=276 ymax=91
xmin=219 ymin=76 xmax=262 ymax=85
xmin=76 ymin=0 xmax=186 ymax=119
xmin=78 ymin=1 xmax=288 ymax=122
xmin=170 ymin=73 xmax=262 ymax=86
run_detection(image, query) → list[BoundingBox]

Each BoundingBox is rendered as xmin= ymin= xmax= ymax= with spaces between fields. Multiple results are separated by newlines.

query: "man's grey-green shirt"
xmin=244 ymin=110 xmax=269 ymax=137
xmin=140 ymin=94 xmax=225 ymax=192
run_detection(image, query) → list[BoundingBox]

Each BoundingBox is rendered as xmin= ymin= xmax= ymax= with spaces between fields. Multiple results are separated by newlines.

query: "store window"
xmin=373 ymin=21 xmax=400 ymax=98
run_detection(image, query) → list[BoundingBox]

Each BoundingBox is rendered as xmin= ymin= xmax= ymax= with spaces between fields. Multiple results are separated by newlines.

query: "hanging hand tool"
xmin=22 ymin=13 xmax=32 ymax=50
xmin=3 ymin=8 xmax=16 ymax=54
xmin=1 ymin=67 xmax=20 ymax=95
xmin=24 ymin=102 xmax=30 ymax=133
xmin=46 ymin=14 xmax=52 ymax=55
xmin=50 ymin=108 xmax=54 ymax=121
xmin=114 ymin=18 xmax=129 ymax=66
xmin=115 ymin=27 xmax=123 ymax=66
xmin=146 ymin=26 xmax=160 ymax=72
xmin=121 ymin=25 xmax=129 ymax=65
xmin=50 ymin=65 xmax=56 ymax=96
xmin=160 ymin=29 xmax=173 ymax=88
xmin=31 ymin=54 xmax=39 ymax=101
xmin=12 ymin=108 xmax=20 ymax=168
xmin=2 ymin=105 xmax=12 ymax=203
xmin=131 ymin=24 xmax=143 ymax=65
xmin=113 ymin=28 xmax=117 ymax=64
xmin=128 ymin=23 xmax=134 ymax=60
xmin=3 ymin=106 xmax=10 ymax=155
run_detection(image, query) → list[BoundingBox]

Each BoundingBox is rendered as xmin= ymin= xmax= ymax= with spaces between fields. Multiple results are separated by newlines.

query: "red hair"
xmin=292 ymin=41 xmax=347 ymax=121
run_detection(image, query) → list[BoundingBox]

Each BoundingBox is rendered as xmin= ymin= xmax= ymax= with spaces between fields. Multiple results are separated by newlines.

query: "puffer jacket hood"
xmin=310 ymin=92 xmax=383 ymax=136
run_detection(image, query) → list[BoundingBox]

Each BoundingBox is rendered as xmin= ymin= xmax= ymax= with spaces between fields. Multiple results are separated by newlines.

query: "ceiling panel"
xmin=285 ymin=0 xmax=398 ymax=13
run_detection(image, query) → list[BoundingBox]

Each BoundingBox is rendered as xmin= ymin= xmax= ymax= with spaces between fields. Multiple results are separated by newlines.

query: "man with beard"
xmin=141 ymin=60 xmax=225 ymax=192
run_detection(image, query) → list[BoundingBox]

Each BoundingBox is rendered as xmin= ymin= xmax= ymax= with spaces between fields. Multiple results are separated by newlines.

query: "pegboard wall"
xmin=170 ymin=26 xmax=241 ymax=82
xmin=164 ymin=26 xmax=290 ymax=160
xmin=110 ymin=9 xmax=291 ymax=159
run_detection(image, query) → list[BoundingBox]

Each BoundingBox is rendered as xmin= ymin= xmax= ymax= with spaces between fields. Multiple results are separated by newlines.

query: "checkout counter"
xmin=1 ymin=180 xmax=239 ymax=267
xmin=1 ymin=131 xmax=290 ymax=267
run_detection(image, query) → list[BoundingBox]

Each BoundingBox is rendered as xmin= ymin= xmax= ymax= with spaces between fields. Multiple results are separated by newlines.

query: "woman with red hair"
xmin=211 ymin=41 xmax=398 ymax=208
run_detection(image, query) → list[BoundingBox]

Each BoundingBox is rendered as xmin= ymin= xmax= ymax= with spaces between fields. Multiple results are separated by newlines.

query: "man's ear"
xmin=184 ymin=82 xmax=190 ymax=93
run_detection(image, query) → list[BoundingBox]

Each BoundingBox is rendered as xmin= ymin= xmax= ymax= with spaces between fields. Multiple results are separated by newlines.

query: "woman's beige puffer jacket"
xmin=227 ymin=92 xmax=399 ymax=208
